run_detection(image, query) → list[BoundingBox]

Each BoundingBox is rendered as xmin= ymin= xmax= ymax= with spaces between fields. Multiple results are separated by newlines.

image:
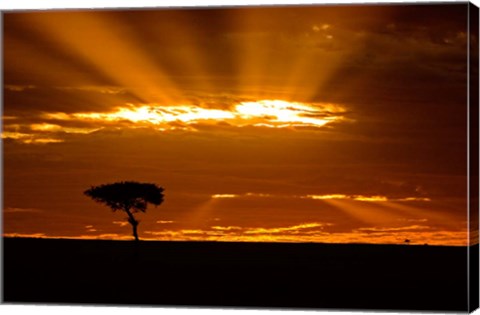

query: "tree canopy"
xmin=84 ymin=181 xmax=164 ymax=212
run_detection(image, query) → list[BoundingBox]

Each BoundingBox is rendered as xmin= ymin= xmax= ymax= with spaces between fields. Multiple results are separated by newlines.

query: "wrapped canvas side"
xmin=468 ymin=1 xmax=479 ymax=312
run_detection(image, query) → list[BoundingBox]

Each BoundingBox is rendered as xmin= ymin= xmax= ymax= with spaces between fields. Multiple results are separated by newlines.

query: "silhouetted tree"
xmin=84 ymin=181 xmax=164 ymax=242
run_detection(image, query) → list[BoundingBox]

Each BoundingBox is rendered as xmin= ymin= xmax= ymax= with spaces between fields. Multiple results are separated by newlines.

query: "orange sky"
xmin=2 ymin=4 xmax=477 ymax=245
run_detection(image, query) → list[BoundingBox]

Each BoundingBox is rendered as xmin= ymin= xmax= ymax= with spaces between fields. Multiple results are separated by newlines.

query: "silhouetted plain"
xmin=84 ymin=181 xmax=164 ymax=241
xmin=3 ymin=238 xmax=472 ymax=311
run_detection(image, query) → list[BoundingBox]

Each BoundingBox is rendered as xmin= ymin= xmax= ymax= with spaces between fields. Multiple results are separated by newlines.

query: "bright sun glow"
xmin=4 ymin=100 xmax=347 ymax=143
xmin=235 ymin=100 xmax=343 ymax=127
xmin=41 ymin=100 xmax=346 ymax=131
xmin=73 ymin=104 xmax=236 ymax=124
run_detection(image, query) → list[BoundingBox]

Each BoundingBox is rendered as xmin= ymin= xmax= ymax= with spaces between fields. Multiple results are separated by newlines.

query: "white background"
xmin=0 ymin=0 xmax=479 ymax=314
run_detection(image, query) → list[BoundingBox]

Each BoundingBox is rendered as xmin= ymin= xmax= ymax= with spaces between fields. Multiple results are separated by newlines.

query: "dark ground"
xmin=2 ymin=238 xmax=475 ymax=311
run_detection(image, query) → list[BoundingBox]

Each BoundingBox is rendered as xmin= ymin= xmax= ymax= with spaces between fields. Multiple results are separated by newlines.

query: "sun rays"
xmin=23 ymin=11 xmax=183 ymax=104
xmin=3 ymin=8 xmax=361 ymax=141
xmin=4 ymin=7 xmax=392 ymax=107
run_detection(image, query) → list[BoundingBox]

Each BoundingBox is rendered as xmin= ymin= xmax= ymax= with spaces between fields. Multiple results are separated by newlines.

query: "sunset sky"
xmin=2 ymin=3 xmax=476 ymax=245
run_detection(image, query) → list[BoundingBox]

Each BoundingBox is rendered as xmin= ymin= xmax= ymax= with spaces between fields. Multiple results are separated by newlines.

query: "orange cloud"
xmin=305 ymin=194 xmax=430 ymax=202
xmin=211 ymin=194 xmax=239 ymax=199
xmin=243 ymin=223 xmax=328 ymax=234
xmin=4 ymin=207 xmax=42 ymax=213
xmin=4 ymin=85 xmax=36 ymax=92
xmin=141 ymin=225 xmax=467 ymax=246
xmin=1 ymin=131 xmax=64 ymax=144
xmin=5 ymin=223 xmax=467 ymax=246
xmin=210 ymin=192 xmax=431 ymax=202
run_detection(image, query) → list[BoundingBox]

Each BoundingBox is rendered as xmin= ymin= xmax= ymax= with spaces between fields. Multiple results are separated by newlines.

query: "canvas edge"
xmin=0 ymin=1 xmax=478 ymax=313
xmin=468 ymin=0 xmax=480 ymax=313
xmin=0 ymin=9 xmax=5 ymax=306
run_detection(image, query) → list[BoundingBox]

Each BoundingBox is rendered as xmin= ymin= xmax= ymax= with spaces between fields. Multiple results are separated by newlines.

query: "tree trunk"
xmin=132 ymin=221 xmax=139 ymax=242
xmin=125 ymin=208 xmax=140 ymax=242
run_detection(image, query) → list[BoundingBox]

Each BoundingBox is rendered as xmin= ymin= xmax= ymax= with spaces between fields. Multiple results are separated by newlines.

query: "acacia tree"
xmin=84 ymin=181 xmax=164 ymax=242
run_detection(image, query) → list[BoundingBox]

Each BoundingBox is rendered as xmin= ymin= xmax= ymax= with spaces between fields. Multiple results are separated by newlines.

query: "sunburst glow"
xmin=73 ymin=104 xmax=236 ymax=124
xmin=40 ymin=99 xmax=346 ymax=131
xmin=235 ymin=100 xmax=345 ymax=127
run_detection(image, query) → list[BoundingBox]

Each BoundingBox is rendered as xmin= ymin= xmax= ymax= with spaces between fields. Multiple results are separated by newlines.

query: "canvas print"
xmin=2 ymin=2 xmax=479 ymax=312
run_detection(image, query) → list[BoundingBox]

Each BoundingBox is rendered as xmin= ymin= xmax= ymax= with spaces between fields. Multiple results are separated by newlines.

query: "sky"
xmin=2 ymin=3 xmax=477 ymax=245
